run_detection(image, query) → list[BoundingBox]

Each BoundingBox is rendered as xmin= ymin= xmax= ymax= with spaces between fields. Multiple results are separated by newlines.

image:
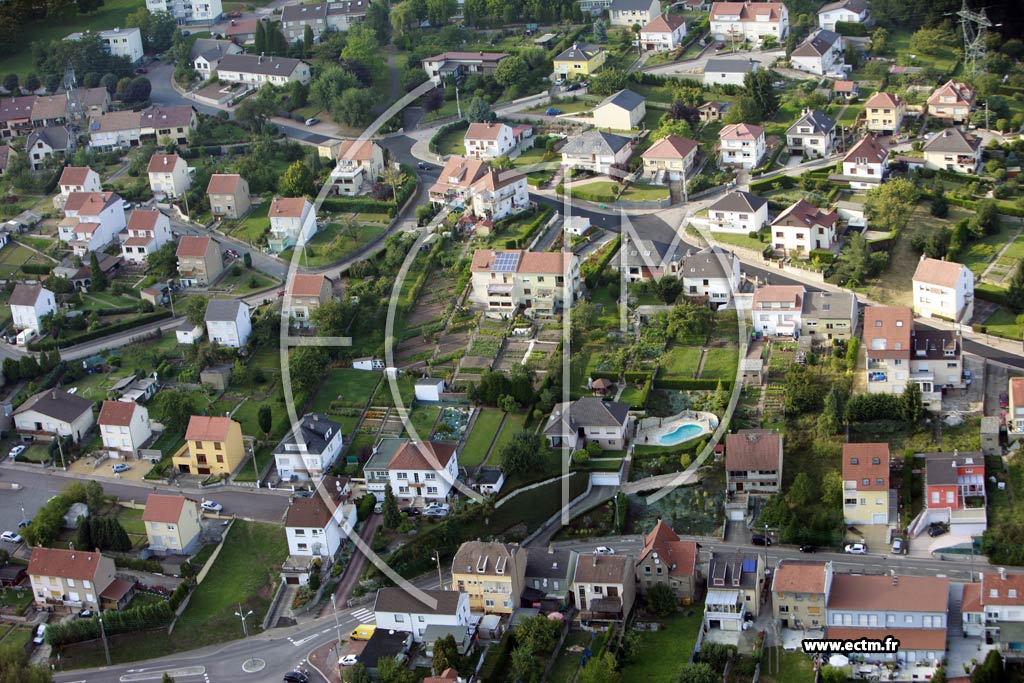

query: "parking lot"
xmin=0 ymin=473 xmax=61 ymax=555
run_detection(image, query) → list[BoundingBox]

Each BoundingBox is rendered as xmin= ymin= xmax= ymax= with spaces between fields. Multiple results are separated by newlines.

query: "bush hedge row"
xmin=428 ymin=119 xmax=470 ymax=154
xmin=30 ymin=310 xmax=173 ymax=350
xmin=946 ymin=196 xmax=1024 ymax=218
xmin=749 ymin=175 xmax=796 ymax=193
xmin=653 ymin=378 xmax=734 ymax=391
xmin=46 ymin=602 xmax=173 ymax=646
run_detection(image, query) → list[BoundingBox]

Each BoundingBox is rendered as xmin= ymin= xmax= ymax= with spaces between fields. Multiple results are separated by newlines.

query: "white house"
xmin=706 ymin=191 xmax=769 ymax=233
xmin=65 ymin=27 xmax=144 ymax=64
xmin=268 ymin=197 xmax=317 ymax=253
xmin=429 ymin=157 xmax=530 ymax=222
xmin=147 ymin=153 xmax=191 ymax=199
xmin=212 ymin=54 xmax=312 ymax=86
xmin=702 ymin=58 xmax=758 ymax=86
xmin=719 ymin=123 xmax=765 ymax=169
xmin=922 ymin=128 xmax=982 ymax=175
xmin=61 ymin=191 xmax=126 ymax=256
xmin=544 ymin=398 xmax=631 ymax=451
xmin=176 ymin=322 xmax=204 ymax=345
xmin=274 ymin=413 xmax=344 ymax=482
xmin=640 ymin=14 xmax=687 ymax=51
xmin=373 ymin=588 xmax=472 ymax=642
xmin=752 ymin=285 xmax=804 ymax=337
xmin=560 ymin=130 xmax=633 ymax=175
xmin=786 ymin=109 xmax=836 ymax=158
xmin=14 ymin=389 xmax=95 ymax=443
xmin=146 ymin=0 xmax=222 ymax=23
xmin=464 ymin=122 xmax=516 ymax=160
xmin=470 ymin=249 xmax=580 ymax=317
xmin=284 ymin=476 xmax=358 ymax=569
xmin=58 ymin=166 xmax=102 ymax=197
xmin=121 ymin=209 xmax=172 ymax=265
xmin=771 ymin=199 xmax=839 ymax=255
xmin=680 ymin=246 xmax=741 ymax=305
xmin=841 ymin=134 xmax=889 ymax=189
xmin=98 ymin=400 xmax=152 ymax=459
xmin=710 ymin=1 xmax=789 ymax=42
xmin=10 ymin=284 xmax=56 ymax=332
xmin=204 ymin=299 xmax=252 ymax=348
xmin=608 ymin=0 xmax=661 ymax=27
xmin=640 ymin=134 xmax=699 ymax=183
xmin=331 ymin=139 xmax=385 ymax=196
xmin=791 ymin=29 xmax=844 ymax=76
xmin=190 ymin=38 xmax=242 ymax=80
xmin=592 ymin=89 xmax=646 ymax=131
xmin=387 ymin=440 xmax=460 ymax=507
xmin=912 ymin=256 xmax=975 ymax=323
xmin=415 ymin=378 xmax=446 ymax=402
xmin=817 ymin=0 xmax=869 ymax=31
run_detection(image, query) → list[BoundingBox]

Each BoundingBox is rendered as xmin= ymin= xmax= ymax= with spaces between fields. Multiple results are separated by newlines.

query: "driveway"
xmin=642 ymin=48 xmax=785 ymax=76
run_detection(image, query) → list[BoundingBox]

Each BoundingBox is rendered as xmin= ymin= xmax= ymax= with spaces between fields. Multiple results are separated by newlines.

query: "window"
xmin=394 ymin=614 xmax=405 ymax=622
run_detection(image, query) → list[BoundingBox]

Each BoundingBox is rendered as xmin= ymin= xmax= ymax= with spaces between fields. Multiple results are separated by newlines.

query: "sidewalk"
xmin=320 ymin=514 xmax=383 ymax=617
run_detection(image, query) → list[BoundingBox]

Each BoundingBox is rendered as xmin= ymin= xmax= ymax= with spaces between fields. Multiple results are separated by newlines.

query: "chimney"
xmin=1000 ymin=567 xmax=1008 ymax=580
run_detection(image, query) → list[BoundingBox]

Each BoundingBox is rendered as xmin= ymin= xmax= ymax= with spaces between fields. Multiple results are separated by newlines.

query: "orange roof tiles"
xmin=913 ymin=257 xmax=965 ymax=289
xmin=98 ymin=400 xmax=138 ymax=427
xmin=28 ymin=546 xmax=104 ymax=581
xmin=141 ymin=493 xmax=189 ymax=523
xmin=176 ymin=235 xmax=213 ymax=258
xmin=185 ymin=415 xmax=235 ymax=442
xmin=842 ymin=443 xmax=890 ymax=490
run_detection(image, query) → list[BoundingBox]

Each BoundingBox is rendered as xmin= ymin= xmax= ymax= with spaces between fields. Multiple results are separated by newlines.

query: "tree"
xmin=383 ymin=483 xmax=401 ymax=528
xmin=578 ymin=653 xmax=619 ymax=683
xmin=722 ymin=95 xmax=762 ymax=125
xmin=678 ymin=662 xmax=717 ymax=683
xmin=343 ymin=663 xmax=371 ymax=683
xmin=100 ymin=72 xmax=119 ymax=95
xmin=432 ymin=633 xmax=462 ymax=675
xmin=588 ymin=67 xmax=628 ymax=96
xmin=865 ymin=178 xmax=920 ymax=232
xmin=303 ymin=24 xmax=315 ymax=57
xmin=85 ymin=480 xmax=104 ymax=511
xmin=819 ymin=385 xmax=845 ymax=435
xmin=467 ymin=95 xmax=493 ymax=123
xmin=333 ymin=87 xmax=376 ymax=127
xmin=516 ymin=615 xmax=560 ymax=655
xmin=819 ymin=667 xmax=847 ymax=683
xmin=279 ymin=160 xmax=315 ymax=197
xmin=494 ymin=55 xmax=529 ymax=89
xmin=182 ymin=296 xmax=207 ymax=326
xmin=908 ymin=26 xmax=951 ymax=55
xmin=380 ymin=165 xmax=407 ymax=204
xmin=341 ymin=24 xmax=380 ymax=64
xmin=2 ymin=73 xmax=17 ymax=93
xmin=922 ymin=226 xmax=951 ymax=259
xmin=89 ymin=252 xmax=108 ymax=291
xmin=162 ymin=674 xmax=176 ymax=683
xmin=972 ymin=650 xmax=1004 ymax=683
xmin=646 ymin=582 xmax=677 ymax=617
xmin=75 ymin=517 xmax=93 ymax=550
xmin=509 ymin=646 xmax=539 ymax=683
xmin=258 ymin=405 xmax=272 ymax=437
xmin=785 ymin=364 xmax=825 ymax=414
xmin=901 ymin=380 xmax=924 ymax=426
xmin=425 ymin=0 xmax=456 ymax=25
xmin=122 ymin=76 xmax=152 ymax=105
xmin=593 ymin=18 xmax=608 ymax=42
xmin=822 ymin=471 xmax=843 ymax=507
xmin=23 ymin=73 xmax=40 ymax=92
xmin=377 ymin=656 xmax=415 ymax=683
xmin=652 ymin=115 xmax=694 ymax=142
xmin=500 ymin=430 xmax=543 ymax=475
xmin=833 ymin=232 xmax=887 ymax=287
xmin=788 ymin=471 xmax=817 ymax=507
xmin=1008 ymin=263 xmax=1024 ymax=313
xmin=0 ymin=649 xmax=54 ymax=683
xmin=255 ymin=21 xmax=267 ymax=54
xmin=971 ymin=199 xmax=1000 ymax=237
xmin=744 ymin=68 xmax=778 ymax=117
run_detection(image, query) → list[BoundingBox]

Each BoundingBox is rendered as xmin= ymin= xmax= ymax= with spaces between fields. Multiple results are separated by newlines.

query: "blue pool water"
xmin=658 ymin=423 xmax=705 ymax=446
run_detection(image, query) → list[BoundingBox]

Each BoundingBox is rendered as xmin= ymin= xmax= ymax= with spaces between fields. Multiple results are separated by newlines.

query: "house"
xmin=640 ymin=13 xmax=688 ymax=51
xmin=1010 ymin=377 xmax=1024 ymax=436
xmin=785 ymin=109 xmax=836 ymax=158
xmin=912 ymin=256 xmax=975 ymax=323
xmin=374 ymin=588 xmax=472 ymax=642
xmin=78 ymin=87 xmax=113 ymax=120
xmin=415 ymin=378 xmax=446 ymax=402
xmin=0 ymin=96 xmax=36 ymax=139
xmin=28 ymin=547 xmax=116 ymax=611
xmin=801 ymin=290 xmax=856 ymax=342
xmin=469 ymin=249 xmax=580 ymax=316
xmin=833 ymin=79 xmax=859 ymax=100
xmin=619 ymin=231 xmax=684 ymax=282
xmin=593 ymin=89 xmax=646 ymax=131
xmin=281 ymin=2 xmax=328 ymax=43
xmin=817 ymin=0 xmax=869 ymax=30
xmin=641 ymin=134 xmax=699 ymax=182
xmin=283 ymin=476 xmax=357 ymax=572
xmin=475 ymin=466 xmax=505 ymax=496
xmin=224 ymin=18 xmax=259 ymax=45
xmin=61 ymin=191 xmax=126 ymax=256
xmin=326 ymin=0 xmax=369 ymax=32
xmin=564 ymin=216 xmax=591 ymax=236
xmin=698 ymin=100 xmax=727 ymax=123
xmin=14 ymin=389 xmax=94 ymax=443
xmin=146 ymin=0 xmax=222 ymax=23
xmin=359 ymin=630 xmax=414 ymax=680
xmin=725 ymin=429 xmax=783 ymax=495
xmin=190 ymin=38 xmax=243 ymax=79
xmin=147 ymin=153 xmax=190 ymax=199
xmin=920 ymin=451 xmax=986 ymax=536
xmin=636 ymin=520 xmax=699 ymax=604
xmin=172 ymin=415 xmax=245 ymax=476
xmin=544 ymin=397 xmax=630 ymax=451
xmin=285 ymin=273 xmax=332 ymax=327
xmin=680 ymin=245 xmax=741 ymax=305
xmin=840 ymin=133 xmax=889 ymax=189
xmin=706 ymin=190 xmax=769 ymax=233
xmin=710 ymin=1 xmax=789 ymax=42
xmin=573 ymin=553 xmax=636 ymax=622
xmin=609 ymin=0 xmax=660 ymax=26
xmin=718 ymin=123 xmax=765 ymax=169
xmin=864 ymin=306 xmax=963 ymax=407
xmin=771 ymin=560 xmax=832 ymax=629
xmin=25 ymin=126 xmax=74 ymax=169
xmin=362 ymin=438 xmax=404 ymax=501
xmin=331 ymin=139 xmax=385 ymax=196
xmin=704 ymin=551 xmax=764 ymax=629
xmin=58 ymin=166 xmax=102 ymax=197
xmin=863 ymin=92 xmax=906 ymax=134
xmin=268 ymin=197 xmax=317 ymax=253
xmin=751 ymin=285 xmax=804 ymax=337
xmin=88 ymin=110 xmax=142 ymax=151
xmin=826 ymin=574 xmax=948 ymax=669
xmin=210 ymin=54 xmax=315 ymax=87
xmin=790 ymin=29 xmax=844 ymax=76
xmin=176 ymin=235 xmax=224 ymax=286
xmin=274 ymin=413 xmax=344 ymax=482
xmin=560 ymin=130 xmax=632 ymax=175
xmin=387 ymin=440 xmax=460 ymax=507
xmin=962 ymin=570 xmax=1024 ymax=659
xmin=702 ymin=58 xmax=758 ymax=86
xmin=552 ymin=43 xmax=607 ymax=79
xmin=141 ymin=494 xmax=201 ymax=554
xmin=98 ymin=400 xmax=152 ymax=459
xmin=464 ymin=122 xmax=516 ymax=160
xmin=770 ymin=198 xmax=839 ymax=255
xmin=353 ymin=357 xmax=385 ymax=371
xmin=922 ymin=127 xmax=982 ymax=175
xmin=207 ymin=174 xmax=251 ymax=219
xmin=523 ymin=547 xmax=576 ymax=610
xmin=421 ymin=52 xmax=509 ymax=84
xmin=9 ymin=284 xmax=56 ymax=332
xmin=927 ymin=80 xmax=975 ymax=124
xmin=139 ymin=105 xmax=196 ymax=146
xmin=205 ymin=299 xmax=252 ymax=348
xmin=121 ymin=210 xmax=172 ymax=266
xmin=451 ymin=541 xmax=526 ymax=615
xmin=65 ymin=27 xmax=144 ymax=63
xmin=430 ymin=158 xmax=530 ymax=222
xmin=52 ymin=254 xmax=122 ymax=291
xmin=842 ymin=442 xmax=893 ymax=527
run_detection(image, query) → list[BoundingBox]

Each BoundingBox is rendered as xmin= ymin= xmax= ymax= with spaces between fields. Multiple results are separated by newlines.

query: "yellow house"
xmin=451 ymin=541 xmax=526 ymax=615
xmin=173 ymin=415 xmax=245 ymax=476
xmin=553 ymin=43 xmax=607 ymax=79
xmin=842 ymin=442 xmax=892 ymax=527
xmin=141 ymin=494 xmax=202 ymax=554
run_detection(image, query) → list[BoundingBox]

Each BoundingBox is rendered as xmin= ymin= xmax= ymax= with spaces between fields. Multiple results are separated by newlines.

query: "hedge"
xmin=320 ymin=197 xmax=396 ymax=216
xmin=499 ymin=206 xmax=554 ymax=249
xmin=428 ymin=119 xmax=470 ymax=154
xmin=748 ymin=175 xmax=796 ymax=193
xmin=946 ymin=196 xmax=1024 ymax=218
xmin=30 ymin=309 xmax=173 ymax=350
xmin=624 ymin=370 xmax=654 ymax=383
xmin=653 ymin=378 xmax=734 ymax=391
xmin=834 ymin=21 xmax=869 ymax=36
xmin=168 ymin=580 xmax=191 ymax=610
xmin=975 ymin=282 xmax=1008 ymax=307
xmin=21 ymin=263 xmax=54 ymax=275
xmin=47 ymin=602 xmax=173 ymax=646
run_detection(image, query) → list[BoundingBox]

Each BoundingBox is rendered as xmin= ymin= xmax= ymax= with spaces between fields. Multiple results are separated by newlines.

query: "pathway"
xmin=980 ymin=223 xmax=1024 ymax=286
xmin=476 ymin=412 xmax=508 ymax=469
xmin=322 ymin=513 xmax=382 ymax=616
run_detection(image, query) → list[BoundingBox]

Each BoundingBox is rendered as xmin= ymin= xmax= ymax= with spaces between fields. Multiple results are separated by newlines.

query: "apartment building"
xmin=145 ymin=0 xmax=222 ymax=23
xmin=704 ymin=551 xmax=764 ymax=629
xmin=710 ymin=1 xmax=789 ymax=42
xmin=65 ymin=27 xmax=144 ymax=64
xmin=963 ymin=570 xmax=1024 ymax=660
xmin=771 ymin=560 xmax=832 ymax=629
xmin=725 ymin=429 xmax=783 ymax=495
xmin=451 ymin=541 xmax=526 ymax=615
xmin=841 ymin=442 xmax=893 ymax=527
xmin=912 ymin=256 xmax=975 ymax=323
xmin=176 ymin=235 xmax=224 ymax=286
xmin=469 ymin=249 xmax=580 ymax=316
xmin=28 ymin=547 xmax=117 ymax=612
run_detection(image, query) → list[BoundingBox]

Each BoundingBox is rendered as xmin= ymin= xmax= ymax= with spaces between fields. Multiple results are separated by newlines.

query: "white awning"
xmin=705 ymin=589 xmax=740 ymax=606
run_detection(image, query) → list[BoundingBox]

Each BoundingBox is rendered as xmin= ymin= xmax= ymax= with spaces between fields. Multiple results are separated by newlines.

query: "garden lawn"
xmin=228 ymin=199 xmax=271 ymax=244
xmin=491 ymin=473 xmax=587 ymax=529
xmin=948 ymin=208 xmax=1007 ymax=275
xmin=710 ymin=231 xmax=767 ymax=252
xmin=432 ymin=126 xmax=467 ymax=156
xmin=216 ymin=267 xmax=277 ymax=294
xmin=548 ymin=630 xmax=594 ymax=683
xmin=488 ymin=412 xmax=527 ymax=463
xmin=114 ymin=507 xmax=146 ymax=535
xmin=0 ymin=243 xmax=52 ymax=279
xmin=983 ymin=307 xmax=1024 ymax=341
xmin=234 ymin=446 xmax=274 ymax=483
xmin=313 ymin=369 xmax=382 ymax=410
xmin=661 ymin=345 xmax=703 ymax=378
xmin=278 ymin=222 xmax=388 ymax=267
xmin=620 ymin=611 xmax=703 ymax=683
xmin=0 ymin=625 xmax=33 ymax=653
xmin=407 ymin=404 xmax=441 ymax=439
xmin=371 ymin=375 xmax=416 ymax=407
xmin=759 ymin=647 xmax=816 ymax=683
xmin=700 ymin=348 xmax=739 ymax=381
xmin=461 ymin=408 xmax=504 ymax=465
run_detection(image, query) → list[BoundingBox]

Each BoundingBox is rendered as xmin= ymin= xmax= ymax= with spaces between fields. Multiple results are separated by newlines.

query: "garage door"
xmin=286 ymin=576 xmax=300 ymax=585
xmin=728 ymin=508 xmax=745 ymax=521
xmin=872 ymin=513 xmax=888 ymax=525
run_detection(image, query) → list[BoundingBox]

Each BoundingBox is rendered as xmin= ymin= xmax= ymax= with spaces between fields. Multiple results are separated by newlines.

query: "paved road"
xmin=642 ymin=48 xmax=786 ymax=77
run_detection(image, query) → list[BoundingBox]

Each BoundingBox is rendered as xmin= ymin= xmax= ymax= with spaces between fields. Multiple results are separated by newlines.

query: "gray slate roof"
xmin=27 ymin=126 xmax=70 ymax=152
xmin=373 ymin=587 xmax=462 ymax=615
xmin=611 ymin=0 xmax=656 ymax=9
xmin=786 ymin=109 xmax=836 ymax=136
xmin=14 ymin=388 xmax=93 ymax=422
xmin=922 ymin=451 xmax=982 ymax=487
xmin=596 ymin=88 xmax=645 ymax=113
xmin=708 ymin=190 xmax=768 ymax=214
xmin=922 ymin=127 xmax=981 ymax=154
xmin=802 ymin=290 xmax=855 ymax=317
xmin=544 ymin=397 xmax=630 ymax=437
xmin=704 ymin=58 xmax=756 ymax=74
xmin=680 ymin=245 xmax=737 ymax=280
xmin=623 ymin=234 xmax=683 ymax=269
xmin=363 ymin=437 xmax=405 ymax=471
xmin=525 ymin=548 xmax=576 ymax=580
xmin=215 ymin=54 xmax=306 ymax=77
xmin=204 ymin=299 xmax=245 ymax=322
xmin=818 ymin=0 xmax=868 ymax=14
xmin=273 ymin=413 xmax=340 ymax=457
xmin=792 ymin=29 xmax=841 ymax=58
xmin=562 ymin=130 xmax=632 ymax=157
xmin=554 ymin=42 xmax=604 ymax=62
xmin=190 ymin=38 xmax=239 ymax=62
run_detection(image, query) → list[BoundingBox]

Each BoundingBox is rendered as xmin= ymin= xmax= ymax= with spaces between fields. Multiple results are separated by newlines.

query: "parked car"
xmin=927 ymin=522 xmax=949 ymax=537
xmin=964 ymin=369 xmax=973 ymax=386
xmin=18 ymin=519 xmax=31 ymax=528
xmin=228 ymin=10 xmax=242 ymax=17
xmin=751 ymin=534 xmax=771 ymax=546
xmin=283 ymin=672 xmax=308 ymax=683
xmin=798 ymin=545 xmax=817 ymax=553
xmin=423 ymin=507 xmax=449 ymax=517
xmin=121 ymin=200 xmax=132 ymax=211
xmin=350 ymin=624 xmax=376 ymax=641
xmin=1000 ymin=392 xmax=1009 ymax=409
xmin=553 ymin=77 xmax=565 ymax=86
xmin=891 ymin=537 xmax=906 ymax=554
xmin=112 ymin=463 xmax=131 ymax=473
xmin=545 ymin=107 xmax=562 ymax=116
xmin=373 ymin=502 xmax=383 ymax=514
xmin=304 ymin=117 xmax=320 ymax=126
xmin=1 ymin=531 xmax=22 ymax=543
xmin=78 ymin=609 xmax=94 ymax=619
xmin=417 ymin=162 xmax=432 ymax=170
xmin=566 ymin=83 xmax=581 ymax=91
xmin=33 ymin=624 xmax=47 ymax=645
xmin=8 ymin=444 xmax=25 ymax=458
xmin=134 ymin=67 xmax=148 ymax=74
xmin=400 ymin=506 xmax=421 ymax=516
xmin=339 ymin=655 xmax=359 ymax=667
xmin=201 ymin=501 xmax=223 ymax=513
xmin=844 ymin=543 xmax=868 ymax=554
xmin=594 ymin=546 xmax=615 ymax=555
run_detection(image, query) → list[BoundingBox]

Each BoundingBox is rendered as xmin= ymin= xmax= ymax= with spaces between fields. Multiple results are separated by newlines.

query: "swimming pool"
xmin=658 ymin=422 xmax=706 ymax=446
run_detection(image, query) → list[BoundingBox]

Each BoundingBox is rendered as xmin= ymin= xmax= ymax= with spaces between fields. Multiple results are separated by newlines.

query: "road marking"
xmin=351 ymin=608 xmax=375 ymax=623
xmin=119 ymin=667 xmax=205 ymax=682
xmin=290 ymin=635 xmax=319 ymax=647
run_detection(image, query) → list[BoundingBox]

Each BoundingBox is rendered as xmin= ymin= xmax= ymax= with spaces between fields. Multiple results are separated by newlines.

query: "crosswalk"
xmin=351 ymin=608 xmax=376 ymax=624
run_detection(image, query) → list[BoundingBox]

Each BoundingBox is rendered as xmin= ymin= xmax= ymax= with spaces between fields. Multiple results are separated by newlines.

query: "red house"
xmin=923 ymin=451 xmax=985 ymax=511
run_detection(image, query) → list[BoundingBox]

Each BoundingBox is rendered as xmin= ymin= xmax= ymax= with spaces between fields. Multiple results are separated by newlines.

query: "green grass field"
xmin=312 ymin=369 xmax=382 ymax=410
xmin=371 ymin=375 xmax=416 ymax=407
xmin=620 ymin=611 xmax=703 ymax=683
xmin=432 ymin=126 xmax=467 ymax=156
xmin=215 ymin=266 xmax=277 ymax=294
xmin=278 ymin=222 xmax=388 ymax=267
xmin=0 ymin=243 xmax=52 ymax=279
xmin=226 ymin=199 xmax=271 ymax=244
xmin=661 ymin=345 xmax=702 ymax=378
xmin=709 ymin=231 xmax=767 ymax=252
xmin=700 ymin=348 xmax=739 ymax=380
xmin=488 ymin=411 xmax=527 ymax=461
xmin=461 ymin=408 xmax=503 ymax=465
xmin=406 ymin=404 xmax=441 ymax=439
xmin=983 ymin=307 xmax=1024 ymax=341
xmin=759 ymin=647 xmax=816 ymax=683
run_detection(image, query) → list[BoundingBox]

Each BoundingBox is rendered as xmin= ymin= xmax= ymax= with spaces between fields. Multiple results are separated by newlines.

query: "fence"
xmin=262 ymin=579 xmax=289 ymax=630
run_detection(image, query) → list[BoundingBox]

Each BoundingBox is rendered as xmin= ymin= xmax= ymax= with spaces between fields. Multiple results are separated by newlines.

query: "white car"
xmin=423 ymin=507 xmax=449 ymax=517
xmin=33 ymin=624 xmax=47 ymax=645
xmin=843 ymin=543 xmax=868 ymax=555
xmin=1 ymin=531 xmax=23 ymax=543
xmin=594 ymin=546 xmax=615 ymax=555
xmin=8 ymin=444 xmax=25 ymax=458
xmin=201 ymin=501 xmax=223 ymax=513
xmin=339 ymin=655 xmax=359 ymax=667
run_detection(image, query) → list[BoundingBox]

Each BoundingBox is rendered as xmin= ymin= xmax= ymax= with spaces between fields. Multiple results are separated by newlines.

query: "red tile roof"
xmin=64 ymin=191 xmax=119 ymax=216
xmin=863 ymin=305 xmax=912 ymax=358
xmin=59 ymin=166 xmax=96 ymax=187
xmin=913 ymin=257 xmax=965 ymax=289
xmin=642 ymin=134 xmax=698 ymax=160
xmin=186 ymin=415 xmax=235 ymax=442
xmin=176 ymin=235 xmax=213 ymax=258
xmin=141 ymin=493 xmax=188 ymax=523
xmin=337 ymin=139 xmax=378 ymax=161
xmin=710 ymin=2 xmax=785 ymax=22
xmin=207 ymin=173 xmax=244 ymax=194
xmin=147 ymin=153 xmax=184 ymax=174
xmin=772 ymin=560 xmax=829 ymax=594
xmin=864 ymin=92 xmax=904 ymax=109
xmin=643 ymin=13 xmax=687 ymax=32
xmin=127 ymin=209 xmax=163 ymax=231
xmin=720 ymin=122 xmax=764 ymax=141
xmin=978 ymin=572 xmax=1024 ymax=607
xmin=269 ymin=197 xmax=310 ymax=219
xmin=1010 ymin=377 xmax=1024 ymax=411
xmin=387 ymin=440 xmax=456 ymax=471
xmin=844 ymin=133 xmax=889 ymax=165
xmin=825 ymin=627 xmax=946 ymax=651
xmin=842 ymin=443 xmax=889 ymax=490
xmin=288 ymin=273 xmax=327 ymax=297
xmin=465 ymin=122 xmax=509 ymax=141
xmin=725 ymin=429 xmax=781 ymax=471
xmin=772 ymin=199 xmax=838 ymax=230
xmin=639 ymin=520 xmax=697 ymax=577
xmin=827 ymin=574 xmax=948 ymax=612
xmin=98 ymin=400 xmax=138 ymax=427
xmin=28 ymin=546 xmax=104 ymax=580
xmin=752 ymin=285 xmax=804 ymax=309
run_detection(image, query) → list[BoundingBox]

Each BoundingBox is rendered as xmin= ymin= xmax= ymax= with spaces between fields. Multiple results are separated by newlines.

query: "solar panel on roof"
xmin=493 ymin=252 xmax=520 ymax=272
xmin=742 ymin=559 xmax=756 ymax=573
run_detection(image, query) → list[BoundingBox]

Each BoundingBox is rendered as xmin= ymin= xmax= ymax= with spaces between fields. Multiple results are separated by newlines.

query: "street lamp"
xmin=329 ymin=593 xmax=343 ymax=656
xmin=234 ymin=603 xmax=257 ymax=671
